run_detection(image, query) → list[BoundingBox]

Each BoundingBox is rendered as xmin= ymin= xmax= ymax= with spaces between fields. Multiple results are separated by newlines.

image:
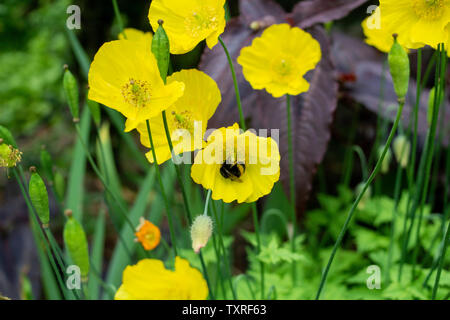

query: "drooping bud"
xmin=393 ymin=135 xmax=411 ymax=168
xmin=388 ymin=34 xmax=410 ymax=101
xmin=378 ymin=145 xmax=392 ymax=174
xmin=0 ymin=141 xmax=22 ymax=168
xmin=190 ymin=215 xmax=213 ymax=253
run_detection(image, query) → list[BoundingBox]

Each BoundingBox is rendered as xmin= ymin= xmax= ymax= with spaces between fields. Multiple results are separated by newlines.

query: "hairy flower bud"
xmin=393 ymin=135 xmax=411 ymax=168
xmin=190 ymin=215 xmax=213 ymax=253
xmin=388 ymin=35 xmax=410 ymax=101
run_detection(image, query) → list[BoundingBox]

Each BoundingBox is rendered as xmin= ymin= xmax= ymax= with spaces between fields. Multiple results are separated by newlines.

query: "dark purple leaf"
xmin=288 ymin=0 xmax=370 ymax=29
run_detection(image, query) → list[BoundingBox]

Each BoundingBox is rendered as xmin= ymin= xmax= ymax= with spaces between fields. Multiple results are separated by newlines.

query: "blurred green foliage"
xmin=0 ymin=0 xmax=70 ymax=135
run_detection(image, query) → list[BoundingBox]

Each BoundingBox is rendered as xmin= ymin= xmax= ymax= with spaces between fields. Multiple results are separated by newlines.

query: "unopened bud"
xmin=393 ymin=135 xmax=411 ymax=168
xmin=378 ymin=146 xmax=392 ymax=174
xmin=388 ymin=34 xmax=410 ymax=101
xmin=190 ymin=215 xmax=213 ymax=253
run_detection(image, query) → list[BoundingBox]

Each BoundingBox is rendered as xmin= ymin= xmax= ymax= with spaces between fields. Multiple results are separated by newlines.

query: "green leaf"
xmin=257 ymin=236 xmax=306 ymax=265
xmin=29 ymin=172 xmax=50 ymax=226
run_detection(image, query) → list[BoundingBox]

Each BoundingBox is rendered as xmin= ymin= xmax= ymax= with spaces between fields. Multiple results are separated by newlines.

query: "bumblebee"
xmin=220 ymin=161 xmax=246 ymax=182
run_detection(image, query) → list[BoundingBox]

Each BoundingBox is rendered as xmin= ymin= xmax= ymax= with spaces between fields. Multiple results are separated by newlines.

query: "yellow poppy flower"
xmin=237 ymin=24 xmax=321 ymax=98
xmin=118 ymin=28 xmax=153 ymax=44
xmin=115 ymin=257 xmax=208 ymax=300
xmin=134 ymin=218 xmax=161 ymax=251
xmin=148 ymin=0 xmax=226 ymax=54
xmin=379 ymin=0 xmax=450 ymax=48
xmin=137 ymin=69 xmax=221 ymax=164
xmin=190 ymin=123 xmax=280 ymax=203
xmin=88 ymin=40 xmax=185 ymax=132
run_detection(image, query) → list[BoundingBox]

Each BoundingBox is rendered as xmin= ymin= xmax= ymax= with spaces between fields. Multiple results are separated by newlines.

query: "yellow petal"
xmin=114 ymin=257 xmax=208 ymax=300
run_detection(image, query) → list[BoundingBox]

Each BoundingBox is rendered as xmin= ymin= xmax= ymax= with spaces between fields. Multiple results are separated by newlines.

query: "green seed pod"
xmin=54 ymin=170 xmax=66 ymax=201
xmin=63 ymin=210 xmax=90 ymax=280
xmin=40 ymin=148 xmax=54 ymax=183
xmin=393 ymin=135 xmax=411 ymax=168
xmin=151 ymin=20 xmax=170 ymax=82
xmin=388 ymin=35 xmax=410 ymax=101
xmin=29 ymin=170 xmax=50 ymax=227
xmin=0 ymin=125 xmax=17 ymax=148
xmin=378 ymin=146 xmax=392 ymax=174
xmin=63 ymin=66 xmax=80 ymax=121
xmin=87 ymin=98 xmax=101 ymax=127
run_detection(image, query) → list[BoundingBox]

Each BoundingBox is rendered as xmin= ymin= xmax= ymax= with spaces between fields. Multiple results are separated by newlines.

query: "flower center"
xmin=185 ymin=6 xmax=218 ymax=38
xmin=121 ymin=78 xmax=151 ymax=108
xmin=271 ymin=56 xmax=297 ymax=82
xmin=172 ymin=110 xmax=195 ymax=133
xmin=413 ymin=0 xmax=445 ymax=20
xmin=220 ymin=162 xmax=245 ymax=182
xmin=144 ymin=232 xmax=155 ymax=242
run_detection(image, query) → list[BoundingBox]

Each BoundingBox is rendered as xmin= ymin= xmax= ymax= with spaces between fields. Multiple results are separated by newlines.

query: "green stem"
xmin=400 ymin=44 xmax=445 ymax=280
xmin=210 ymin=200 xmax=236 ymax=299
xmin=145 ymin=120 xmax=178 ymax=256
xmin=252 ymin=204 xmax=265 ymax=299
xmin=159 ymin=112 xmax=214 ymax=300
xmin=73 ymin=124 xmax=135 ymax=232
xmin=219 ymin=35 xmax=264 ymax=298
xmin=286 ymin=94 xmax=297 ymax=282
xmin=13 ymin=168 xmax=72 ymax=299
xmin=315 ymin=101 xmax=405 ymax=299
xmin=369 ymin=59 xmax=388 ymax=167
xmin=219 ymin=37 xmax=245 ymax=130
xmin=432 ymin=220 xmax=449 ymax=299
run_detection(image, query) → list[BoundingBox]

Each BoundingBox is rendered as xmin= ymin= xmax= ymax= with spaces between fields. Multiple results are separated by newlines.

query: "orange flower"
xmin=134 ymin=218 xmax=161 ymax=250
